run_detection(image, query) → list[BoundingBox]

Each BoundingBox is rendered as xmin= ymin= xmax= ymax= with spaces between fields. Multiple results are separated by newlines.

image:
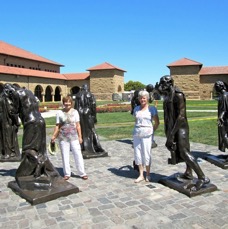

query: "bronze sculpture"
xmin=157 ymin=76 xmax=216 ymax=196
xmin=4 ymin=84 xmax=79 ymax=204
xmin=215 ymin=81 xmax=228 ymax=155
xmin=203 ymin=81 xmax=228 ymax=169
xmin=0 ymin=91 xmax=20 ymax=161
xmin=130 ymin=90 xmax=141 ymax=115
xmin=74 ymin=84 xmax=108 ymax=158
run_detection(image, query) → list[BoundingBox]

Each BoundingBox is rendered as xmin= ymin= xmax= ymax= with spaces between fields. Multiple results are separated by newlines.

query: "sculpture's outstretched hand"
xmin=165 ymin=135 xmax=176 ymax=151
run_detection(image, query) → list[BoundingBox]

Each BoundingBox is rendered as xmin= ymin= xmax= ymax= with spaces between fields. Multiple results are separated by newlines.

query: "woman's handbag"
xmin=48 ymin=141 xmax=59 ymax=155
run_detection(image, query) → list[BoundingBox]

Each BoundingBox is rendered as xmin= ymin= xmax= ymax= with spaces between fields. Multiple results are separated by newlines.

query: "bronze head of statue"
xmin=157 ymin=75 xmax=174 ymax=95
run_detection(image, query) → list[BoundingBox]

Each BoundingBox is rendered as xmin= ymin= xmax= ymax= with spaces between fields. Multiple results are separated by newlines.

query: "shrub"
xmin=96 ymin=104 xmax=131 ymax=113
xmin=39 ymin=108 xmax=47 ymax=113
xmin=39 ymin=102 xmax=61 ymax=110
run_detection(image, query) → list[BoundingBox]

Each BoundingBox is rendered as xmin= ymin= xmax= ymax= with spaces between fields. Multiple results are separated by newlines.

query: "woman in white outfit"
xmin=133 ymin=90 xmax=159 ymax=183
xmin=51 ymin=96 xmax=88 ymax=180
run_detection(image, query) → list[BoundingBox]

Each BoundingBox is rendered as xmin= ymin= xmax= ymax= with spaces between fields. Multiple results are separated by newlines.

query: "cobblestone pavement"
xmin=0 ymin=135 xmax=228 ymax=229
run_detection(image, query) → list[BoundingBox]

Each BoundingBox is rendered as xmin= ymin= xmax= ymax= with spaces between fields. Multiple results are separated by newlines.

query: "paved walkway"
xmin=0 ymin=134 xmax=228 ymax=229
xmin=41 ymin=110 xmax=59 ymax=118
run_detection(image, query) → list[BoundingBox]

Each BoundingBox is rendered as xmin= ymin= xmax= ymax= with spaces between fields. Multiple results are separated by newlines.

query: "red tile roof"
xmin=167 ymin=58 xmax=202 ymax=67
xmin=199 ymin=66 xmax=228 ymax=75
xmin=63 ymin=72 xmax=90 ymax=80
xmin=0 ymin=40 xmax=64 ymax=66
xmin=87 ymin=62 xmax=126 ymax=72
xmin=0 ymin=65 xmax=66 ymax=80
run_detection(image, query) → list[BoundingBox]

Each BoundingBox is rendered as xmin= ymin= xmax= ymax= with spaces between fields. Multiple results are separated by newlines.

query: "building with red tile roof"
xmin=87 ymin=62 xmax=126 ymax=72
xmin=167 ymin=58 xmax=203 ymax=67
xmin=0 ymin=41 xmax=125 ymax=101
xmin=167 ymin=57 xmax=228 ymax=99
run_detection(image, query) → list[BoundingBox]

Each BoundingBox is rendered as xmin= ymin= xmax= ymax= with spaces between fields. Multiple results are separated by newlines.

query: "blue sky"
xmin=1 ymin=0 xmax=228 ymax=86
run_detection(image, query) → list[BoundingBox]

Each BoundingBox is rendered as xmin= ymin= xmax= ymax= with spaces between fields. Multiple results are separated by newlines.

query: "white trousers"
xmin=59 ymin=139 xmax=86 ymax=177
xmin=133 ymin=135 xmax=152 ymax=166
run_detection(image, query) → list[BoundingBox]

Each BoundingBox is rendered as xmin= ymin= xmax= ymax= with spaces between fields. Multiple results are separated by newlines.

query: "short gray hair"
xmin=138 ymin=90 xmax=149 ymax=100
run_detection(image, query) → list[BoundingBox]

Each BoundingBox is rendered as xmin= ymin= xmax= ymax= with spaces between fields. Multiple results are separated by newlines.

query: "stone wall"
xmin=114 ymin=73 xmax=124 ymax=92
xmin=170 ymin=65 xmax=201 ymax=75
xmin=199 ymin=74 xmax=228 ymax=100
xmin=169 ymin=65 xmax=224 ymax=100
xmin=0 ymin=73 xmax=91 ymax=98
xmin=0 ymin=68 xmax=123 ymax=101
xmin=172 ymin=74 xmax=200 ymax=99
xmin=170 ymin=65 xmax=201 ymax=99
xmin=66 ymin=80 xmax=89 ymax=94
xmin=89 ymin=69 xmax=124 ymax=100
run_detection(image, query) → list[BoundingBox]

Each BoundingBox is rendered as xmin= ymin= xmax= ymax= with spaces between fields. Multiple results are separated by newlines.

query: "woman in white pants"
xmin=133 ymin=90 xmax=159 ymax=183
xmin=51 ymin=96 xmax=88 ymax=180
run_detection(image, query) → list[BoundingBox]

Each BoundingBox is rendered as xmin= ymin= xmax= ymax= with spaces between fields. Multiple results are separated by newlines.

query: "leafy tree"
xmin=124 ymin=80 xmax=145 ymax=91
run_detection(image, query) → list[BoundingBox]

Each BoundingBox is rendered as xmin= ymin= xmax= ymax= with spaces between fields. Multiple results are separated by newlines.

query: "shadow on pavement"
xmin=0 ymin=169 xmax=17 ymax=177
xmin=108 ymin=165 xmax=166 ymax=183
xmin=116 ymin=139 xmax=132 ymax=145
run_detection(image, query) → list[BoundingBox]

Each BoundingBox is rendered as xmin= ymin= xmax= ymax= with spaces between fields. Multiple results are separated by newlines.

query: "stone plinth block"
xmin=8 ymin=176 xmax=80 ymax=205
xmin=159 ymin=173 xmax=217 ymax=198
xmin=83 ymin=151 xmax=108 ymax=159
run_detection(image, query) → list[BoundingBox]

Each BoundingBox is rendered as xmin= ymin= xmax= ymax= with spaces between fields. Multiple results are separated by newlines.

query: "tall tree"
xmin=124 ymin=80 xmax=145 ymax=91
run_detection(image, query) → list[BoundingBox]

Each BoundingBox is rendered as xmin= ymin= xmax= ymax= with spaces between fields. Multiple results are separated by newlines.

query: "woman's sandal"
xmin=64 ymin=176 xmax=70 ymax=180
xmin=81 ymin=175 xmax=88 ymax=180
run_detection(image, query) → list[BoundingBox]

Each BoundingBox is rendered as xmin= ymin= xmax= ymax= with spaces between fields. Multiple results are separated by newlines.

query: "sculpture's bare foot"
xmin=190 ymin=177 xmax=210 ymax=191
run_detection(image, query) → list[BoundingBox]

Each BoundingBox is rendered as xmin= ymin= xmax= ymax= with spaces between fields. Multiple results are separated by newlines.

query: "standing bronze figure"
xmin=157 ymin=76 xmax=216 ymax=196
xmin=4 ymin=84 xmax=79 ymax=204
xmin=3 ymin=84 xmax=59 ymax=182
xmin=0 ymin=91 xmax=20 ymax=161
xmin=204 ymin=81 xmax=228 ymax=169
xmin=74 ymin=84 xmax=108 ymax=158
xmin=214 ymin=81 xmax=228 ymax=155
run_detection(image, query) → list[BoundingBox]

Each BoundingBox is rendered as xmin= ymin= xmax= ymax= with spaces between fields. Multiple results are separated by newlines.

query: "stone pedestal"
xmin=0 ymin=155 xmax=21 ymax=162
xmin=82 ymin=151 xmax=108 ymax=159
xmin=159 ymin=173 xmax=217 ymax=198
xmin=8 ymin=176 xmax=79 ymax=205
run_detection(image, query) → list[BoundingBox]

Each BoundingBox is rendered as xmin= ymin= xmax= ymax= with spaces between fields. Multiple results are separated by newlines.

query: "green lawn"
xmin=82 ymin=110 xmax=217 ymax=145
xmin=95 ymin=100 xmax=219 ymax=145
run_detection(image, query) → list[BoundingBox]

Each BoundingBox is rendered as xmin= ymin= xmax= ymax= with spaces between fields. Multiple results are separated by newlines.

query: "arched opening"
xmin=34 ymin=85 xmax=43 ymax=102
xmin=45 ymin=85 xmax=52 ymax=102
xmin=54 ymin=86 xmax=61 ymax=101
xmin=117 ymin=85 xmax=122 ymax=92
xmin=71 ymin=86 xmax=80 ymax=95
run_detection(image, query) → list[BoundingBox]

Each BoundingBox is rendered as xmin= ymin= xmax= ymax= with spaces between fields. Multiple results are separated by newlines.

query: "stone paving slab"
xmin=0 ymin=136 xmax=228 ymax=229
